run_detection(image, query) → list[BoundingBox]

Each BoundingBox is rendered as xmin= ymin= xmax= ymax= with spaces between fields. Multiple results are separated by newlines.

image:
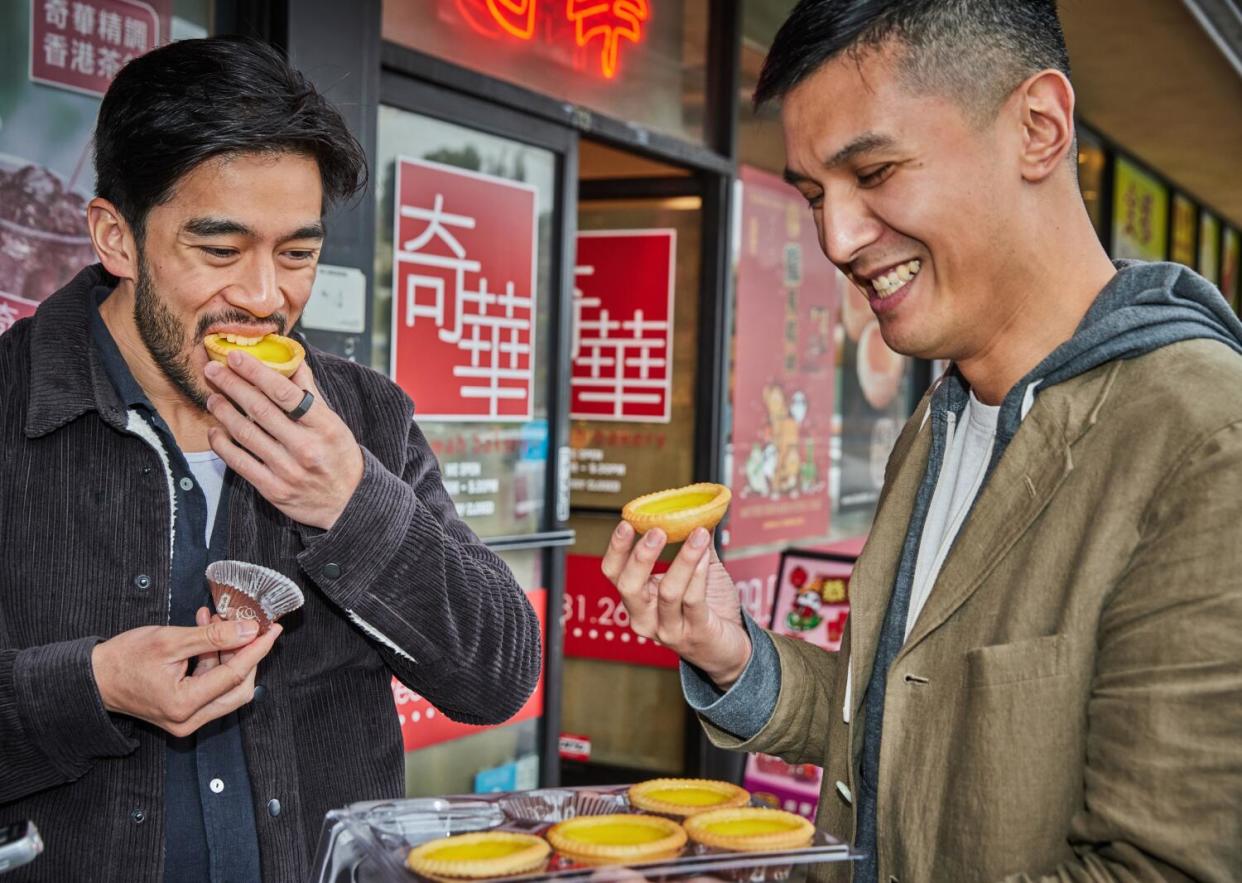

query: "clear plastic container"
xmin=311 ymin=786 xmax=858 ymax=883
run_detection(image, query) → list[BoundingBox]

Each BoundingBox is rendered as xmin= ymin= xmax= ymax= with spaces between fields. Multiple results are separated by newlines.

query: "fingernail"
xmin=644 ymin=530 xmax=662 ymax=548
xmin=204 ymin=361 xmax=221 ymax=376
xmin=228 ymin=350 xmax=244 ymax=367
xmin=689 ymin=528 xmax=708 ymax=549
xmin=614 ymin=522 xmax=632 ymax=540
xmin=236 ymin=621 xmax=259 ymax=638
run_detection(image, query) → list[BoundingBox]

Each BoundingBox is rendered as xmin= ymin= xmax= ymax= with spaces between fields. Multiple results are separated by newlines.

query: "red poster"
xmin=727 ymin=166 xmax=837 ymax=551
xmin=572 ymin=230 xmax=675 ymax=422
xmin=30 ymin=0 xmax=163 ymax=98
xmin=562 ymin=554 xmax=678 ymax=668
xmin=393 ymin=588 xmax=547 ymax=751
xmin=770 ymin=552 xmax=852 ymax=653
xmin=391 ymin=157 xmax=538 ymax=421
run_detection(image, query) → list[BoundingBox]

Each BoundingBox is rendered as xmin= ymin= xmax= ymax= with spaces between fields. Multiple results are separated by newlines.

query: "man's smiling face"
xmin=781 ymin=43 xmax=1022 ymax=363
xmin=132 ymin=150 xmax=324 ymax=408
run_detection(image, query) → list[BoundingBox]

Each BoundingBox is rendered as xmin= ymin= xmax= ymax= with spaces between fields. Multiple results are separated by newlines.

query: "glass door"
xmin=373 ymin=73 xmax=576 ymax=795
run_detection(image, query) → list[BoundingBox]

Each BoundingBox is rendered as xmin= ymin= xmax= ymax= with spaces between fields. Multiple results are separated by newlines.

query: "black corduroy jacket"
xmin=0 ymin=265 xmax=542 ymax=882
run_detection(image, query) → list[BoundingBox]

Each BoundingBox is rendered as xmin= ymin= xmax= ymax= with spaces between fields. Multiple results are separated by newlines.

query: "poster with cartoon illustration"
xmin=769 ymin=551 xmax=852 ymax=652
xmin=727 ymin=166 xmax=837 ymax=551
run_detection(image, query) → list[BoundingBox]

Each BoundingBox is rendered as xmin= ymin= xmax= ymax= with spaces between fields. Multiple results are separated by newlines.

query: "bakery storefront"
xmin=3 ymin=0 xmax=1241 ymax=828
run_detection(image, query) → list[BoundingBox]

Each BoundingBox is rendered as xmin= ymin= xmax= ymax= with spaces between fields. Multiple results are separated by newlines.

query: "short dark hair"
xmin=754 ymin=0 xmax=1071 ymax=123
xmin=93 ymin=36 xmax=367 ymax=240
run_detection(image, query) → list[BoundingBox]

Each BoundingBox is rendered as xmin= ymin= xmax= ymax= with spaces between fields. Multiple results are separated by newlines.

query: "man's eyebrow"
xmin=782 ymin=133 xmax=899 ymax=187
xmin=284 ymin=222 xmax=326 ymax=241
xmin=182 ymin=216 xmax=252 ymax=238
xmin=823 ymin=132 xmax=897 ymax=169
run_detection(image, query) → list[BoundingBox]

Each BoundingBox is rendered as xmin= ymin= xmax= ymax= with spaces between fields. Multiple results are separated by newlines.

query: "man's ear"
xmin=87 ymin=198 xmax=139 ymax=281
xmin=1015 ymin=69 xmax=1076 ymax=183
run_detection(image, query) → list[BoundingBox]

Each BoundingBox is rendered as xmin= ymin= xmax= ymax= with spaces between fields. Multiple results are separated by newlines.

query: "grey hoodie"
xmin=682 ymin=260 xmax=1242 ymax=882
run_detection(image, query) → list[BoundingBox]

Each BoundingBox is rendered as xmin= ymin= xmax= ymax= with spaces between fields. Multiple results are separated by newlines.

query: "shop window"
xmin=1170 ymin=193 xmax=1198 ymax=269
xmin=1200 ymin=210 xmax=1221 ymax=285
xmin=382 ymin=0 xmax=709 ymax=145
xmin=1076 ymin=127 xmax=1107 ymax=242
xmin=372 ymin=105 xmax=556 ymax=538
xmin=737 ymin=0 xmax=794 ymax=174
xmin=1111 ymin=156 xmax=1168 ymax=261
xmin=0 ymin=0 xmax=212 ymax=330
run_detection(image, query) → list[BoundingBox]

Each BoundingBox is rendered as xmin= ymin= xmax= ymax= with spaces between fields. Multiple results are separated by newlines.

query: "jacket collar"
xmin=25 ymin=264 xmax=129 ymax=439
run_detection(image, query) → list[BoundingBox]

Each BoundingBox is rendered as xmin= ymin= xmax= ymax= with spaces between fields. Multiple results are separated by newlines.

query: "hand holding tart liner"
xmin=203 ymin=332 xmax=305 ymax=378
xmin=628 ymin=778 xmax=751 ymax=818
xmin=684 ymin=807 xmax=815 ymax=852
xmin=545 ymin=813 xmax=687 ymax=866
xmin=621 ymin=483 xmax=731 ymax=543
xmin=405 ymin=831 xmax=551 ymax=880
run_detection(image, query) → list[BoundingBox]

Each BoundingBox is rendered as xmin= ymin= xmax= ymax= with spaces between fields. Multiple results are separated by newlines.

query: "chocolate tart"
xmin=545 ymin=813 xmax=686 ymax=866
xmin=683 ymin=808 xmax=815 ymax=852
xmin=621 ymin=483 xmax=731 ymax=543
xmin=628 ymin=778 xmax=750 ymax=818
xmin=404 ymin=831 xmax=550 ymax=880
xmin=203 ymin=332 xmax=305 ymax=377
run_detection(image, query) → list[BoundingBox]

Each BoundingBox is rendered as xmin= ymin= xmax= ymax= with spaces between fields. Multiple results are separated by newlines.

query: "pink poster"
xmin=727 ymin=165 xmax=837 ymax=551
xmin=391 ymin=156 xmax=538 ymax=421
xmin=572 ymin=229 xmax=675 ymax=422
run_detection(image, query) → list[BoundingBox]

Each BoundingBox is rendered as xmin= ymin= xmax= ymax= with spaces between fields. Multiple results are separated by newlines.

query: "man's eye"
xmin=200 ymin=246 xmax=237 ymax=258
xmin=803 ymin=192 xmax=824 ymax=209
xmin=284 ymin=250 xmax=317 ymax=262
xmin=858 ymin=164 xmax=894 ymax=188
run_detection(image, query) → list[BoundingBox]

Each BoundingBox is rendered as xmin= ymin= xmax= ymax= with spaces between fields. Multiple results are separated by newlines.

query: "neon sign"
xmin=454 ymin=0 xmax=651 ymax=79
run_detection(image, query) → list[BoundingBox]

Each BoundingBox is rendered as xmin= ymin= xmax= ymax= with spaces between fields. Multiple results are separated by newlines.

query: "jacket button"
xmin=322 ymin=563 xmax=341 ymax=579
xmin=253 ymin=684 xmax=267 ymax=702
xmin=835 ymin=780 xmax=852 ymax=805
xmin=130 ymin=808 xmax=146 ymax=824
xmin=267 ymin=798 xmax=281 ymax=818
xmin=133 ymin=574 xmax=151 ymax=590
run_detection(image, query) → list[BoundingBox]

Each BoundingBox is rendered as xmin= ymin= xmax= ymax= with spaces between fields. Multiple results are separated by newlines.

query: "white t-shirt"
xmin=184 ymin=450 xmax=227 ymax=545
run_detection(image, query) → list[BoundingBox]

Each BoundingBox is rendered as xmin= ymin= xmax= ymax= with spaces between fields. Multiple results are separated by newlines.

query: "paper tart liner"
xmin=498 ymin=789 xmax=627 ymax=824
xmin=405 ymin=831 xmax=551 ymax=880
xmin=628 ymin=778 xmax=751 ymax=818
xmin=683 ymin=808 xmax=815 ymax=853
xmin=203 ymin=332 xmax=305 ymax=378
xmin=545 ymin=813 xmax=687 ymax=867
xmin=621 ymin=483 xmax=732 ymax=543
xmin=206 ymin=560 xmax=304 ymax=635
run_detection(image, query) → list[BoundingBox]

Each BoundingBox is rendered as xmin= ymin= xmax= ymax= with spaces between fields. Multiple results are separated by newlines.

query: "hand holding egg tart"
xmin=621 ymin=483 xmax=731 ymax=543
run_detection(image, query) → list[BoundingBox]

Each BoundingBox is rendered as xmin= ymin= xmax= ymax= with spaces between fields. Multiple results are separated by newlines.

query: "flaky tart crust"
xmin=404 ymin=831 xmax=550 ymax=879
xmin=621 ymin=483 xmax=732 ymax=542
xmin=203 ymin=332 xmax=305 ymax=378
xmin=545 ymin=813 xmax=686 ymax=866
xmin=628 ymin=778 xmax=751 ymax=817
xmin=683 ymin=807 xmax=815 ymax=852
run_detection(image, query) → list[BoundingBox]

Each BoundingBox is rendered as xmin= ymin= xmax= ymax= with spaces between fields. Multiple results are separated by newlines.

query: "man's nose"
xmin=816 ymin=192 xmax=882 ymax=267
xmin=226 ymin=256 xmax=282 ymax=317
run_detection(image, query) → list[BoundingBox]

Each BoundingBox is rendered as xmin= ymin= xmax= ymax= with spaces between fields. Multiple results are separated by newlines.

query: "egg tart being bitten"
xmin=204 ymin=332 xmax=305 ymax=377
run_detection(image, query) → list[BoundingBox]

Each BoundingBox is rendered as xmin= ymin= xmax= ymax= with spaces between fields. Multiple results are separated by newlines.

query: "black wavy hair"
xmin=754 ymin=0 xmax=1071 ymax=124
xmin=93 ymin=35 xmax=367 ymax=240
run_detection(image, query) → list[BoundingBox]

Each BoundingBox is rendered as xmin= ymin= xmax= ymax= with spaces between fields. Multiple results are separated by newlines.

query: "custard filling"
xmin=562 ymin=824 xmax=671 ymax=846
xmin=426 ymin=841 xmax=533 ymax=861
xmin=631 ymin=492 xmax=717 ymax=515
xmin=643 ymin=787 xmax=732 ymax=806
xmin=699 ymin=819 xmax=801 ymax=837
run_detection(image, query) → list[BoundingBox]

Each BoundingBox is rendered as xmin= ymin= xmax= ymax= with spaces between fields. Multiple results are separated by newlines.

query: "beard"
xmin=132 ymin=254 xmax=288 ymax=411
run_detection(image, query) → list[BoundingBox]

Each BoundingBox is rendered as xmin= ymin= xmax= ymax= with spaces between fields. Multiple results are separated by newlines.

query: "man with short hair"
xmin=0 ymin=36 xmax=541 ymax=882
xmin=603 ymin=2 xmax=1242 ymax=880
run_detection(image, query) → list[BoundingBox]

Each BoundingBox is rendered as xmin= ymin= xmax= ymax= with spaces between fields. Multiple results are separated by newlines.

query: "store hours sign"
xmin=392 ymin=157 xmax=539 ymax=421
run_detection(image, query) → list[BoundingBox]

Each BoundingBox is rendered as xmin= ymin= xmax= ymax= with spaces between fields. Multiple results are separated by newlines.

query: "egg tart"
xmin=621 ymin=483 xmax=731 ymax=543
xmin=404 ymin=831 xmax=551 ymax=880
xmin=683 ymin=808 xmax=815 ymax=852
xmin=546 ymin=813 xmax=686 ymax=866
xmin=628 ymin=778 xmax=750 ymax=818
xmin=203 ymin=332 xmax=305 ymax=377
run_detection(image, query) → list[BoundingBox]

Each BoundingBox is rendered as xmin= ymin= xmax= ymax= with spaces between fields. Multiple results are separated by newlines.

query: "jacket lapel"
xmin=847 ymin=392 xmax=935 ymax=719
xmin=895 ymin=362 xmax=1122 ymax=659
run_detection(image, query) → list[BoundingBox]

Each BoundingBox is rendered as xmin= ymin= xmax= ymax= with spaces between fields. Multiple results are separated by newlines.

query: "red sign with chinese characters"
xmin=562 ymin=554 xmax=678 ymax=668
xmin=393 ymin=588 xmax=546 ymax=752
xmin=572 ymin=230 xmax=675 ymax=423
xmin=726 ymin=166 xmax=838 ymax=551
xmin=392 ymin=157 xmax=538 ymax=422
xmin=30 ymin=0 xmax=164 ymax=98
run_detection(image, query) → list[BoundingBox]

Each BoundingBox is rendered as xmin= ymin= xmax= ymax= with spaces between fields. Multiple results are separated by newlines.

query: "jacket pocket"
xmin=965 ymin=633 xmax=1070 ymax=688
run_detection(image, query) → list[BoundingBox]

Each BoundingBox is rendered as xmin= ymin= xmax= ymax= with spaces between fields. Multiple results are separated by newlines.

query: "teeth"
xmin=221 ymin=333 xmax=262 ymax=345
xmin=871 ymin=260 xmax=921 ymax=298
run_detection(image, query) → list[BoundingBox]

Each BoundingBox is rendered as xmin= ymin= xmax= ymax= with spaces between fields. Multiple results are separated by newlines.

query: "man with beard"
xmin=603 ymin=1 xmax=1242 ymax=881
xmin=0 ymin=37 xmax=541 ymax=882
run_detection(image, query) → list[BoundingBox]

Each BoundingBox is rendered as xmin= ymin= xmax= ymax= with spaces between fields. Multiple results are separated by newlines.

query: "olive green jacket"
xmin=705 ymin=340 xmax=1242 ymax=882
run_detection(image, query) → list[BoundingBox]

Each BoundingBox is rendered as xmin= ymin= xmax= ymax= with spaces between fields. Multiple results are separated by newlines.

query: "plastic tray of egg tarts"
xmin=330 ymin=781 xmax=858 ymax=883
